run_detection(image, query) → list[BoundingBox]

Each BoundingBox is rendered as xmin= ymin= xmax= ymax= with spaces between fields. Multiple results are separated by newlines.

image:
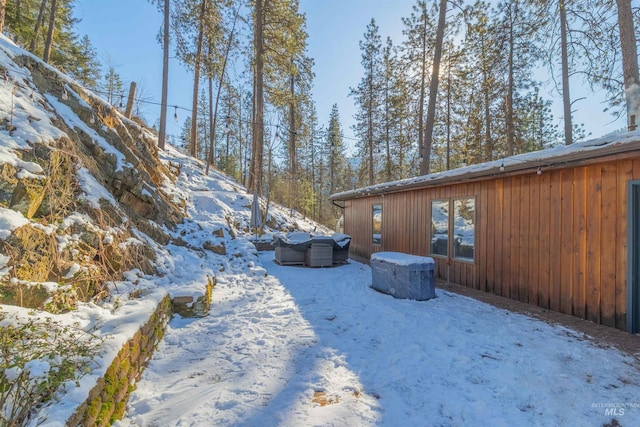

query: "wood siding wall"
xmin=343 ymin=158 xmax=640 ymax=331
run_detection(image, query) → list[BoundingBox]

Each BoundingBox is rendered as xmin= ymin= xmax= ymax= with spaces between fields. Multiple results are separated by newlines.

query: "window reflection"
xmin=430 ymin=200 xmax=449 ymax=257
xmin=372 ymin=204 xmax=382 ymax=244
xmin=453 ymin=198 xmax=475 ymax=261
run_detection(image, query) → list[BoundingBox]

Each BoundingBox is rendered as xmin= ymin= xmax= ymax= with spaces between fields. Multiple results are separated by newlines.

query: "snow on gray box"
xmin=370 ymin=252 xmax=436 ymax=301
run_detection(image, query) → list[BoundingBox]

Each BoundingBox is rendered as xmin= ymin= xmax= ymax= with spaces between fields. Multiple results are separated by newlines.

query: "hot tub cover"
xmin=370 ymin=252 xmax=436 ymax=300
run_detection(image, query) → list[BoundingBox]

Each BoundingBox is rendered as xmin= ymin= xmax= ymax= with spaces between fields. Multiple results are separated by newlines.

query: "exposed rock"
xmin=5 ymin=225 xmax=56 ymax=281
xmin=203 ymin=241 xmax=226 ymax=255
xmin=10 ymin=176 xmax=46 ymax=218
xmin=0 ymin=163 xmax=17 ymax=204
xmin=0 ymin=54 xmax=195 ymax=312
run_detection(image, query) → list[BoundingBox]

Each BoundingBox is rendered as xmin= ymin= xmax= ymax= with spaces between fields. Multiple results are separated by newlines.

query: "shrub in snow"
xmin=0 ymin=309 xmax=102 ymax=425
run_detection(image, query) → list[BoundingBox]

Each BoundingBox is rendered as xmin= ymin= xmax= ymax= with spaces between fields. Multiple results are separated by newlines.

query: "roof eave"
xmin=330 ymin=138 xmax=640 ymax=201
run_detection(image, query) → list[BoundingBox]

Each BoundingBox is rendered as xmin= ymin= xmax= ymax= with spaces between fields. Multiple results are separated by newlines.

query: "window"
xmin=372 ymin=204 xmax=382 ymax=244
xmin=430 ymin=200 xmax=449 ymax=257
xmin=430 ymin=197 xmax=475 ymax=262
xmin=453 ymin=198 xmax=475 ymax=261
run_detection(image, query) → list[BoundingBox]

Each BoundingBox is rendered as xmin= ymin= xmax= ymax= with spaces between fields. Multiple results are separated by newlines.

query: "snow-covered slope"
xmin=0 ymin=33 xmax=329 ymax=425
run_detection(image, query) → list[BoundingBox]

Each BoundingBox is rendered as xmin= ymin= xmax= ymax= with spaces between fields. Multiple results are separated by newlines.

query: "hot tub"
xmin=370 ymin=252 xmax=436 ymax=300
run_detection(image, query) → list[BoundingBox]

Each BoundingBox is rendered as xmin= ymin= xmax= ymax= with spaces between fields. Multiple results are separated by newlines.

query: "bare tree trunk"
xmin=289 ymin=72 xmax=297 ymax=209
xmin=0 ymin=0 xmax=7 ymax=34
xmin=225 ymin=101 xmax=231 ymax=169
xmin=446 ymin=56 xmax=451 ymax=169
xmin=158 ymin=0 xmax=170 ymax=150
xmin=417 ymin=14 xmax=427 ymax=174
xmin=189 ymin=0 xmax=207 ymax=158
xmin=29 ymin=0 xmax=47 ymax=52
xmin=505 ymin=2 xmax=516 ymax=156
xmin=478 ymin=33 xmax=493 ymax=162
xmin=422 ymin=0 xmax=447 ymax=175
xmin=368 ymin=60 xmax=374 ymax=186
xmin=559 ymin=0 xmax=573 ymax=144
xmin=249 ymin=0 xmax=265 ymax=194
xmin=384 ymin=55 xmax=391 ymax=180
xmin=616 ymin=0 xmax=640 ymax=129
xmin=207 ymin=6 xmax=240 ymax=173
xmin=206 ymin=74 xmax=214 ymax=173
xmin=238 ymin=89 xmax=245 ymax=185
xmin=42 ymin=0 xmax=57 ymax=63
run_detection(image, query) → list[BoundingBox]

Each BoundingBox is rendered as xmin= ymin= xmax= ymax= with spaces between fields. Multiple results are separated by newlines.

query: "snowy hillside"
xmin=0 ymin=33 xmax=329 ymax=426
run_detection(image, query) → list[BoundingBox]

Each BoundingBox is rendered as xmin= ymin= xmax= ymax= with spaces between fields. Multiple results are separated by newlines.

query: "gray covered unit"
xmin=370 ymin=252 xmax=436 ymax=300
xmin=305 ymin=243 xmax=333 ymax=267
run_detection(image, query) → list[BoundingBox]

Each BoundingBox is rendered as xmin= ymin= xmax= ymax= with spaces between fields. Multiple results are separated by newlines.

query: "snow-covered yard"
xmin=118 ymin=252 xmax=640 ymax=426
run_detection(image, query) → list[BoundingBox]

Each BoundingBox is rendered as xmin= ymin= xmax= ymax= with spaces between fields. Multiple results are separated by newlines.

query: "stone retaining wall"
xmin=65 ymin=275 xmax=215 ymax=426
xmin=66 ymin=295 xmax=172 ymax=426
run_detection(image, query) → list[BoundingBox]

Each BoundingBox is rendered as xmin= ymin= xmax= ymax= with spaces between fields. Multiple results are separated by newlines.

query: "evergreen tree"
xmin=103 ymin=64 xmax=123 ymax=105
xmin=257 ymin=0 xmax=313 ymax=200
xmin=69 ymin=34 xmax=101 ymax=90
xmin=421 ymin=0 xmax=448 ymax=175
xmin=400 ymin=1 xmax=436 ymax=175
xmin=459 ymin=1 xmax=504 ymax=162
xmin=351 ymin=18 xmax=383 ymax=187
xmin=42 ymin=0 xmax=58 ymax=62
xmin=495 ymin=0 xmax=546 ymax=155
xmin=172 ymin=0 xmax=226 ymax=159
xmin=179 ymin=116 xmax=192 ymax=150
xmin=196 ymin=87 xmax=210 ymax=160
xmin=249 ymin=0 xmax=265 ymax=193
xmin=29 ymin=0 xmax=48 ymax=52
xmin=381 ymin=37 xmax=394 ymax=181
xmin=326 ymin=104 xmax=348 ymax=195
xmin=4 ymin=0 xmax=84 ymax=73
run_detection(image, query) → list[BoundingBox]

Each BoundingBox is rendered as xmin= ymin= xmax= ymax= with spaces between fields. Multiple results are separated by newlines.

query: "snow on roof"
xmin=331 ymin=130 xmax=640 ymax=200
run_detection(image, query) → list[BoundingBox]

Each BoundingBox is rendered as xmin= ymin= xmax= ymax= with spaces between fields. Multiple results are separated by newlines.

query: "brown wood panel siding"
xmin=529 ymin=174 xmax=541 ymax=306
xmin=485 ymin=180 xmax=496 ymax=293
xmin=601 ymin=163 xmax=617 ymax=327
xmin=471 ymin=182 xmax=479 ymax=288
xmin=397 ymin=193 xmax=405 ymax=253
xmin=518 ymin=176 xmax=530 ymax=303
xmin=494 ymin=179 xmax=504 ymax=294
xmin=559 ymin=169 xmax=573 ymax=315
xmin=539 ymin=172 xmax=551 ymax=309
xmin=503 ymin=178 xmax=512 ymax=299
xmin=384 ymin=195 xmax=394 ymax=251
xmin=586 ymin=164 xmax=602 ymax=323
xmin=479 ymin=181 xmax=488 ymax=292
xmin=616 ymin=160 xmax=633 ymax=329
xmin=573 ymin=167 xmax=588 ymax=318
xmin=410 ymin=192 xmax=416 ymax=253
xmin=341 ymin=155 xmax=640 ymax=331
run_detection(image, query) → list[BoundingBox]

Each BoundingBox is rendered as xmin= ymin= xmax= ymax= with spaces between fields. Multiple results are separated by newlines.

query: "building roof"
xmin=330 ymin=130 xmax=640 ymax=201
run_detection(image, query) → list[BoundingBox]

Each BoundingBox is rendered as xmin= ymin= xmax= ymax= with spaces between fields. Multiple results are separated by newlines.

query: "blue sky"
xmin=73 ymin=0 xmax=625 ymax=150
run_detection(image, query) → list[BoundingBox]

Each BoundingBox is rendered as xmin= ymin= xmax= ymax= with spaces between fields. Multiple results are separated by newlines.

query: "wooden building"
xmin=331 ymin=133 xmax=640 ymax=333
